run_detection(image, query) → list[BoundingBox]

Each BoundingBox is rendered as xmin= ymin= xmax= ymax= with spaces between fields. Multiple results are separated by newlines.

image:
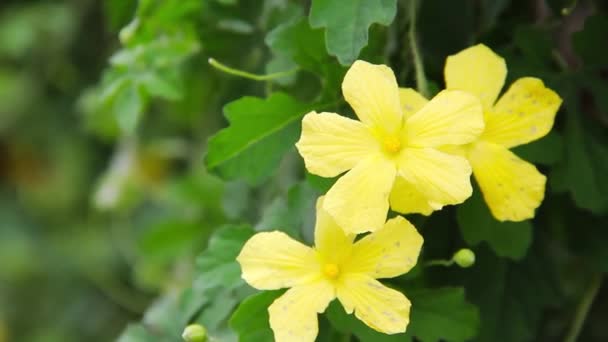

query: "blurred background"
xmin=1 ymin=0 xmax=608 ymax=341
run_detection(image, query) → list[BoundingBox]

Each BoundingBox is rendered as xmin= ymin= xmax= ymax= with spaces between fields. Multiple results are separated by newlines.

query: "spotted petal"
xmin=345 ymin=216 xmax=423 ymax=278
xmin=342 ymin=60 xmax=403 ymax=135
xmin=324 ymin=155 xmax=397 ymax=234
xmin=314 ymin=196 xmax=355 ymax=265
xmin=398 ymin=148 xmax=473 ymax=210
xmin=269 ymin=281 xmax=336 ymax=342
xmin=237 ymin=232 xmax=320 ymax=290
xmin=469 ymin=141 xmax=546 ymax=221
xmin=389 ymin=176 xmax=436 ymax=215
xmin=399 ymin=87 xmax=428 ymax=120
xmin=296 ymin=111 xmax=380 ymax=178
xmin=444 ymin=44 xmax=507 ymax=110
xmin=483 ymin=77 xmax=562 ymax=148
xmin=337 ymin=274 xmax=411 ymax=334
xmin=405 ymin=90 xmax=484 ymax=148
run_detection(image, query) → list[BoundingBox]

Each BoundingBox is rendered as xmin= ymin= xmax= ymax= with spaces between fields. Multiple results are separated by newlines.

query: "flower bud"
xmin=182 ymin=324 xmax=207 ymax=342
xmin=452 ymin=248 xmax=475 ymax=268
xmin=119 ymin=18 xmax=139 ymax=45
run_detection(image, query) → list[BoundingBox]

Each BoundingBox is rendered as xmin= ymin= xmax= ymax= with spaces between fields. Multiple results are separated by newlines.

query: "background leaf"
xmin=309 ymin=0 xmax=397 ymax=65
xmin=205 ymin=93 xmax=311 ymax=185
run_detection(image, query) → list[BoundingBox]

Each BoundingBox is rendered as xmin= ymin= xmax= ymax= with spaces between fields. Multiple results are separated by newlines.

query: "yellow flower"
xmin=296 ymin=60 xmax=485 ymax=234
xmin=402 ymin=44 xmax=562 ymax=221
xmin=237 ymin=197 xmax=423 ymax=342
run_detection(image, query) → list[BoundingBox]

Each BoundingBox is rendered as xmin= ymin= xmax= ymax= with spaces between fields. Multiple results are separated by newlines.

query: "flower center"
xmin=383 ymin=136 xmax=402 ymax=154
xmin=323 ymin=263 xmax=340 ymax=279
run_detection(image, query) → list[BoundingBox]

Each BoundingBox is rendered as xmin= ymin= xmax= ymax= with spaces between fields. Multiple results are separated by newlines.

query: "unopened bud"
xmin=182 ymin=324 xmax=207 ymax=342
xmin=119 ymin=18 xmax=139 ymax=45
xmin=452 ymin=248 xmax=475 ymax=268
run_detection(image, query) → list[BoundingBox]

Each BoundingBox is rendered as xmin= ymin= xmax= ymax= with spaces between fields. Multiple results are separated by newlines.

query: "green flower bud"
xmin=182 ymin=324 xmax=207 ymax=342
xmin=453 ymin=248 xmax=475 ymax=268
xmin=119 ymin=18 xmax=139 ymax=45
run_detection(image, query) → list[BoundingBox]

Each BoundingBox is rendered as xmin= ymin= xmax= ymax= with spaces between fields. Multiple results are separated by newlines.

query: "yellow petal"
xmin=444 ymin=44 xmax=507 ymax=110
xmin=296 ymin=111 xmax=380 ymax=178
xmin=399 ymin=88 xmax=428 ymax=120
xmin=269 ymin=281 xmax=335 ymax=342
xmin=468 ymin=142 xmax=546 ymax=221
xmin=237 ymin=232 xmax=320 ymax=290
xmin=313 ymin=196 xmax=355 ymax=264
xmin=398 ymin=148 xmax=473 ymax=209
xmin=342 ymin=60 xmax=403 ymax=135
xmin=345 ymin=216 xmax=423 ymax=278
xmin=483 ymin=77 xmax=562 ymax=148
xmin=324 ymin=155 xmax=396 ymax=234
xmin=405 ymin=90 xmax=484 ymax=148
xmin=389 ymin=176 xmax=435 ymax=215
xmin=337 ymin=274 xmax=411 ymax=334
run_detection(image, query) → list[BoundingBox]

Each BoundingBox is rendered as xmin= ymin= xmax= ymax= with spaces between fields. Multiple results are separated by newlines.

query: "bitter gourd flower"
xmin=403 ymin=44 xmax=562 ymax=221
xmin=237 ymin=197 xmax=423 ymax=342
xmin=296 ymin=60 xmax=485 ymax=234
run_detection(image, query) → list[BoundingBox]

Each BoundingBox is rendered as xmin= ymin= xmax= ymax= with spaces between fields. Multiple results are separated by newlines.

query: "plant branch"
xmin=408 ymin=0 xmax=429 ymax=97
xmin=564 ymin=273 xmax=602 ymax=342
xmin=208 ymin=58 xmax=298 ymax=81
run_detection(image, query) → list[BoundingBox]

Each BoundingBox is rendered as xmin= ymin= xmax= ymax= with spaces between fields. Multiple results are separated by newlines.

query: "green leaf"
xmin=141 ymin=71 xmax=182 ymax=101
xmin=117 ymin=324 xmax=161 ymax=342
xmin=511 ymin=131 xmax=563 ymax=166
xmin=463 ymin=247 xmax=559 ymax=342
xmin=550 ymin=91 xmax=608 ymax=214
xmin=457 ymin=189 xmax=533 ymax=260
xmin=326 ymin=300 xmax=403 ymax=342
xmin=309 ymin=0 xmax=397 ymax=65
xmin=573 ymin=15 xmax=608 ymax=67
xmin=326 ymin=287 xmax=479 ymax=342
xmin=113 ymin=80 xmax=145 ymax=134
xmin=195 ymin=224 xmax=255 ymax=290
xmin=229 ymin=290 xmax=283 ymax=342
xmin=205 ymin=93 xmax=310 ymax=185
xmin=266 ymin=17 xmax=331 ymax=74
xmin=406 ymin=287 xmax=480 ymax=342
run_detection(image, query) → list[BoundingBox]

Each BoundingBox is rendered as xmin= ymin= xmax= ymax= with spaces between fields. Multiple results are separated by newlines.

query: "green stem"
xmin=408 ymin=0 xmax=429 ymax=97
xmin=424 ymin=259 xmax=454 ymax=267
xmin=564 ymin=273 xmax=602 ymax=342
xmin=208 ymin=58 xmax=298 ymax=81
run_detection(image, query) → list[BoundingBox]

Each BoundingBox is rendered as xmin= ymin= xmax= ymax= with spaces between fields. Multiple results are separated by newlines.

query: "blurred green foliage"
xmin=1 ymin=0 xmax=608 ymax=341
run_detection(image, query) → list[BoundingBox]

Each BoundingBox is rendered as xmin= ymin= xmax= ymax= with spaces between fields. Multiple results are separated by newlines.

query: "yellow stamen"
xmin=323 ymin=263 xmax=340 ymax=279
xmin=383 ymin=136 xmax=402 ymax=154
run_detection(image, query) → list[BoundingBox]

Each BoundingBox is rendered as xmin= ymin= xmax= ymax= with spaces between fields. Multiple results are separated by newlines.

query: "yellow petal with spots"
xmin=445 ymin=44 xmax=507 ymax=110
xmin=469 ymin=141 xmax=546 ymax=221
xmin=296 ymin=111 xmax=380 ymax=178
xmin=399 ymin=87 xmax=428 ymax=120
xmin=324 ymin=156 xmax=396 ymax=234
xmin=389 ymin=176 xmax=435 ymax=215
xmin=237 ymin=232 xmax=320 ymax=290
xmin=483 ymin=77 xmax=562 ymax=148
xmin=314 ymin=197 xmax=355 ymax=264
xmin=405 ymin=90 xmax=484 ymax=148
xmin=269 ymin=281 xmax=335 ymax=342
xmin=398 ymin=148 xmax=473 ymax=209
xmin=342 ymin=60 xmax=403 ymax=135
xmin=337 ymin=274 xmax=411 ymax=334
xmin=345 ymin=216 xmax=423 ymax=278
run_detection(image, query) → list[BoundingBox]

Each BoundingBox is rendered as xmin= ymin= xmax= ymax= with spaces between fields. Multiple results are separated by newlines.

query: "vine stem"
xmin=407 ymin=0 xmax=429 ymax=97
xmin=208 ymin=58 xmax=298 ymax=81
xmin=564 ymin=273 xmax=602 ymax=342
xmin=424 ymin=259 xmax=454 ymax=267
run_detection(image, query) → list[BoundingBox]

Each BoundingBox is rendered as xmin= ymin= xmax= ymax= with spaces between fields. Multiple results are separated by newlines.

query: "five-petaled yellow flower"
xmin=402 ymin=44 xmax=562 ymax=221
xmin=296 ymin=60 xmax=485 ymax=234
xmin=237 ymin=197 xmax=423 ymax=342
